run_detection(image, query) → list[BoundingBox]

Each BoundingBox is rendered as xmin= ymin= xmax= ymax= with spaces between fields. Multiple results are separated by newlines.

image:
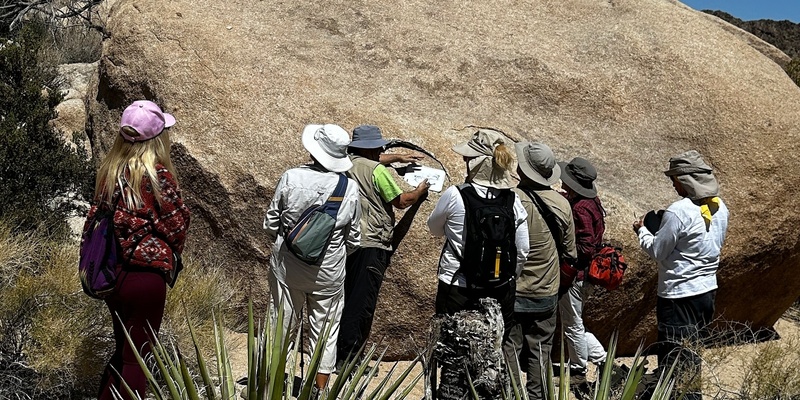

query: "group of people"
xmin=88 ymin=99 xmax=728 ymax=400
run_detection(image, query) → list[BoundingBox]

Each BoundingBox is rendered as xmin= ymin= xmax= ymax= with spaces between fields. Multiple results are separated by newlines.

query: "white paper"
xmin=403 ymin=164 xmax=446 ymax=192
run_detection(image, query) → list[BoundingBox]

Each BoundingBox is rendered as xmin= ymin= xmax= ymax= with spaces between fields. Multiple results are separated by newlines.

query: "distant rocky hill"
xmin=704 ymin=10 xmax=800 ymax=58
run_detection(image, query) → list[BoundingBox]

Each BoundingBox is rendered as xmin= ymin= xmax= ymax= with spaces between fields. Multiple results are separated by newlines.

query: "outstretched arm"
xmin=380 ymin=152 xmax=424 ymax=165
xmin=391 ymin=179 xmax=430 ymax=209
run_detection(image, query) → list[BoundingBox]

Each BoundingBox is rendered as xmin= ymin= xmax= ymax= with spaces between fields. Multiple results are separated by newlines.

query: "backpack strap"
xmin=520 ymin=188 xmax=570 ymax=264
xmin=321 ymin=173 xmax=349 ymax=217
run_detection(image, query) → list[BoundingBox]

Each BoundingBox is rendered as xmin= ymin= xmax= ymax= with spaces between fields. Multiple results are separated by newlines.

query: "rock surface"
xmin=87 ymin=0 xmax=800 ymax=358
xmin=52 ymin=62 xmax=97 ymax=156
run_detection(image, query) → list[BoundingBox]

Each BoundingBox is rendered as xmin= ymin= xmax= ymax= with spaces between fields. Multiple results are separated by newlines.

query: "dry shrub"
xmin=161 ymin=253 xmax=239 ymax=365
xmin=0 ymin=224 xmax=110 ymax=399
xmin=700 ymin=318 xmax=800 ymax=399
xmin=737 ymin=332 xmax=800 ymax=399
xmin=0 ymin=222 xmax=241 ymax=399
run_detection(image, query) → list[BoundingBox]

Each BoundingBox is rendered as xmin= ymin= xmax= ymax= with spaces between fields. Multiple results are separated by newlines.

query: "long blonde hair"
xmin=94 ymin=126 xmax=177 ymax=208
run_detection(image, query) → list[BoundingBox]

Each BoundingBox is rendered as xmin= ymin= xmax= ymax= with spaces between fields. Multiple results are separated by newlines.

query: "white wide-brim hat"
xmin=302 ymin=124 xmax=353 ymax=172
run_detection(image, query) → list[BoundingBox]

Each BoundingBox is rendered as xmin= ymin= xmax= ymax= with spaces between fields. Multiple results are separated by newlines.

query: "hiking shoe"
xmin=596 ymin=362 xmax=630 ymax=387
xmin=571 ymin=380 xmax=592 ymax=400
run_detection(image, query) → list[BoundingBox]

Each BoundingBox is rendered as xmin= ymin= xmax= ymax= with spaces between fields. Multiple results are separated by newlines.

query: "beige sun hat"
xmin=452 ymin=127 xmax=514 ymax=189
xmin=664 ymin=150 xmax=719 ymax=200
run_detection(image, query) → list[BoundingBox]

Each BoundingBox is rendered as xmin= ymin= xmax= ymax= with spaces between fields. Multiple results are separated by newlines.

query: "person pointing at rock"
xmin=633 ymin=150 xmax=729 ymax=400
xmin=336 ymin=125 xmax=430 ymax=368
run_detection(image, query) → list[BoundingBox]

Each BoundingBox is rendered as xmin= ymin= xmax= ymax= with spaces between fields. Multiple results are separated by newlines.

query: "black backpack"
xmin=453 ymin=184 xmax=518 ymax=289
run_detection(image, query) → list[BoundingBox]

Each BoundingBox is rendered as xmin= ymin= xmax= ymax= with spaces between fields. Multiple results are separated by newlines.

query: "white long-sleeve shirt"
xmin=637 ymin=197 xmax=729 ymax=299
xmin=264 ymin=166 xmax=361 ymax=294
xmin=427 ymin=183 xmax=530 ymax=287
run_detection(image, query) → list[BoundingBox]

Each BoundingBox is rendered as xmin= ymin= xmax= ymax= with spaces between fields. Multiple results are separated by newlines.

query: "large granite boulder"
xmin=87 ymin=0 xmax=800 ymax=358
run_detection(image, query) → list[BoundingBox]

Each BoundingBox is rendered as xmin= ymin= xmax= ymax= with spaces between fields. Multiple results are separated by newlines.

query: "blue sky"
xmin=681 ymin=0 xmax=800 ymax=22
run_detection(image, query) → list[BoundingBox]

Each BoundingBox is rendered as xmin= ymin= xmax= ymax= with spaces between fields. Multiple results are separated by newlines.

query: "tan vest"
xmin=513 ymin=187 xmax=577 ymax=298
xmin=346 ymin=156 xmax=395 ymax=250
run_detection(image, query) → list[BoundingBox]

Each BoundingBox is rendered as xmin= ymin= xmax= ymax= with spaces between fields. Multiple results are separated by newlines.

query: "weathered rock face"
xmin=53 ymin=62 xmax=97 ymax=156
xmin=87 ymin=0 xmax=800 ymax=358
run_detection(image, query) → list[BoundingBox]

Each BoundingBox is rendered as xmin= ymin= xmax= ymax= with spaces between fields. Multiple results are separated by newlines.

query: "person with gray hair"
xmin=633 ymin=150 xmax=729 ymax=400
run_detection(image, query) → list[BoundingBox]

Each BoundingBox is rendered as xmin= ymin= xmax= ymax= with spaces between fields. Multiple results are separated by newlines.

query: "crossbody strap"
xmin=521 ymin=188 xmax=566 ymax=259
xmin=322 ymin=173 xmax=349 ymax=217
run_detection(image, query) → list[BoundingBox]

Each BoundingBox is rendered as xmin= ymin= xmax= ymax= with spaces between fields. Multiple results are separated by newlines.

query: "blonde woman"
xmin=427 ymin=128 xmax=529 ymax=334
xmin=86 ymin=100 xmax=191 ymax=400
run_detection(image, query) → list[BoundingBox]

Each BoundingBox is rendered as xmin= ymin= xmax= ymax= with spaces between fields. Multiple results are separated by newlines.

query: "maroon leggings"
xmin=97 ymin=270 xmax=166 ymax=400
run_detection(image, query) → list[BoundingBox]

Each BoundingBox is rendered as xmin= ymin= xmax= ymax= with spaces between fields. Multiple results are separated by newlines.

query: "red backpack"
xmin=587 ymin=244 xmax=627 ymax=290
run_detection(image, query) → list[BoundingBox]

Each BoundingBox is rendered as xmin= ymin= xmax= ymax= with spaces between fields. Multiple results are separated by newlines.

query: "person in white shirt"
xmin=427 ymin=128 xmax=529 ymax=336
xmin=264 ymin=124 xmax=361 ymax=395
xmin=633 ymin=150 xmax=729 ymax=400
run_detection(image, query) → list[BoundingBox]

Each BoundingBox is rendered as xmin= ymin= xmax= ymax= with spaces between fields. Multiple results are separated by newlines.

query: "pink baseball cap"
xmin=119 ymin=100 xmax=176 ymax=142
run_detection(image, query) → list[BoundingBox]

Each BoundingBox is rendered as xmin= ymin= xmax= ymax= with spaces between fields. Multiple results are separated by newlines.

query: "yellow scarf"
xmin=700 ymin=197 xmax=720 ymax=231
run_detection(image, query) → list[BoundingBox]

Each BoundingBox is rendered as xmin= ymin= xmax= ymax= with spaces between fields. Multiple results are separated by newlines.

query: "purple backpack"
xmin=79 ymin=198 xmax=121 ymax=299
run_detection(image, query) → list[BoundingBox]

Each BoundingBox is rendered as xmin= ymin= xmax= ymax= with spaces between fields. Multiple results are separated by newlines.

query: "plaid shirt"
xmin=570 ymin=196 xmax=605 ymax=270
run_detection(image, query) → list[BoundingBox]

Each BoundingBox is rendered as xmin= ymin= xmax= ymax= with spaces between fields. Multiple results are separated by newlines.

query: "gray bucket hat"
xmin=558 ymin=157 xmax=598 ymax=198
xmin=664 ymin=150 xmax=719 ymax=200
xmin=515 ymin=141 xmax=561 ymax=186
xmin=349 ymin=125 xmax=390 ymax=149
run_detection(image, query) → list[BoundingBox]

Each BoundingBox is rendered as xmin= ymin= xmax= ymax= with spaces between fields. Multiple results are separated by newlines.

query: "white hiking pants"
xmin=558 ymin=280 xmax=606 ymax=372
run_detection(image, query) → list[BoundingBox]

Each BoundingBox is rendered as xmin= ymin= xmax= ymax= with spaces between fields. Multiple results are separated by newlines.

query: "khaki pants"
xmin=269 ymin=270 xmax=344 ymax=374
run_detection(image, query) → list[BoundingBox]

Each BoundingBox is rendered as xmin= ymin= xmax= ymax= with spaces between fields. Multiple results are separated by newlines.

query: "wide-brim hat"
xmin=664 ymin=150 xmax=718 ymax=200
xmin=452 ymin=128 xmax=506 ymax=158
xmin=349 ymin=124 xmax=390 ymax=149
xmin=515 ymin=141 xmax=561 ymax=186
xmin=302 ymin=124 xmax=353 ymax=172
xmin=558 ymin=157 xmax=598 ymax=198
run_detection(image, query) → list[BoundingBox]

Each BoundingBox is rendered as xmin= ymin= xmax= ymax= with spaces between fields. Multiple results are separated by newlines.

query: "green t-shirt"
xmin=373 ymin=165 xmax=402 ymax=203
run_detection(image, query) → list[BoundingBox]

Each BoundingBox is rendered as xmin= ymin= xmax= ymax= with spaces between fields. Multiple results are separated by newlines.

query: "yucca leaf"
xmin=213 ymin=311 xmax=235 ymax=399
xmin=365 ymin=358 xmax=401 ymax=400
xmin=339 ymin=344 xmax=380 ymax=400
xmin=595 ymin=332 xmax=619 ymax=400
xmin=376 ymin=354 xmax=422 ymax=400
xmin=267 ymin=301 xmax=288 ymax=400
xmin=558 ymin=338 xmax=569 ymax=400
xmin=328 ymin=338 xmax=376 ymax=399
xmin=395 ymin=370 xmax=423 ymax=400
xmin=348 ymin=346 xmax=388 ymax=400
xmin=115 ymin=313 xmax=168 ymax=400
xmin=541 ymin=347 xmax=552 ymax=400
xmin=186 ymin=304 xmax=216 ymax=400
xmin=465 ymin=364 xmax=480 ymax=400
xmin=147 ymin=333 xmax=182 ymax=400
xmin=247 ymin=300 xmax=258 ymax=400
xmin=285 ymin=323 xmax=303 ymax=400
xmin=178 ymin=350 xmax=202 ymax=400
xmin=111 ymin=365 xmax=150 ymax=400
xmin=619 ymin=345 xmax=647 ymax=400
xmin=298 ymin=313 xmax=334 ymax=400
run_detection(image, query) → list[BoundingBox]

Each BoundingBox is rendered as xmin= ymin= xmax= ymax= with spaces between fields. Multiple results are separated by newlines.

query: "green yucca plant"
xmin=469 ymin=332 xmax=678 ymax=400
xmin=114 ymin=299 xmax=422 ymax=399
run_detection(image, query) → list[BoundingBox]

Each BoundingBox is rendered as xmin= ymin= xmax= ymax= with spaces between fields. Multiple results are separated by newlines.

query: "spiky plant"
xmin=115 ymin=299 xmax=421 ymax=399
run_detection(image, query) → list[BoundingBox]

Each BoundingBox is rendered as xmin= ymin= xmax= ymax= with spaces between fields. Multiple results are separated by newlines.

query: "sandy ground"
xmin=224 ymin=316 xmax=800 ymax=399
